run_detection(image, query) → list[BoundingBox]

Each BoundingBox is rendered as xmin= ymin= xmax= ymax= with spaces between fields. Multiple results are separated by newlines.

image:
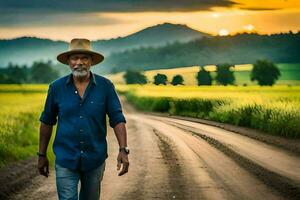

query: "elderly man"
xmin=37 ymin=38 xmax=129 ymax=200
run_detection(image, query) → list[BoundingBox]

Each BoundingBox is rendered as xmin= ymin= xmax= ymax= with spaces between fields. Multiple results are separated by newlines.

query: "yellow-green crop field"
xmin=0 ymin=84 xmax=56 ymax=168
xmin=117 ymin=84 xmax=300 ymax=138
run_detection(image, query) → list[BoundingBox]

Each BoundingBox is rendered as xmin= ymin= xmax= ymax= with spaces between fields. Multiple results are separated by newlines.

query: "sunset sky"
xmin=0 ymin=0 xmax=299 ymax=41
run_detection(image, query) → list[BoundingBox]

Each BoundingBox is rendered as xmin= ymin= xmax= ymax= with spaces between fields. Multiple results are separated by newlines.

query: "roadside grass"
xmin=118 ymin=84 xmax=300 ymax=138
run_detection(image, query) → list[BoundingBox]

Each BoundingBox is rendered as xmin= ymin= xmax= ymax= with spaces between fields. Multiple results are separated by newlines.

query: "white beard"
xmin=71 ymin=66 xmax=89 ymax=77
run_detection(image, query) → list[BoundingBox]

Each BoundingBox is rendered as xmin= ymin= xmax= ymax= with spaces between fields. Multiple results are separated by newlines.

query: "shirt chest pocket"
xmin=85 ymin=101 xmax=106 ymax=119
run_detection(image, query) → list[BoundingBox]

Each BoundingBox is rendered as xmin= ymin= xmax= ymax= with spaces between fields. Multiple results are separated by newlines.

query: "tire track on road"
xmin=132 ymin=114 xmax=286 ymax=200
xmin=153 ymin=128 xmax=204 ymax=200
xmin=164 ymin=120 xmax=300 ymax=200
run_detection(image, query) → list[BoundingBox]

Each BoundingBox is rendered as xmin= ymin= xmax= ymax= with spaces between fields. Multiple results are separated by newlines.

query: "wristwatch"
xmin=36 ymin=152 xmax=47 ymax=157
xmin=119 ymin=147 xmax=130 ymax=154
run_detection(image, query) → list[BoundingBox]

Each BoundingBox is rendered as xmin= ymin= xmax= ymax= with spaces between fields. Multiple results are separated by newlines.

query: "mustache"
xmin=73 ymin=65 xmax=88 ymax=71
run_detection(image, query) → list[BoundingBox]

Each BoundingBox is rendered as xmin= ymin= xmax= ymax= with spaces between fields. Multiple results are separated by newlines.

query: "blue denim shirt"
xmin=39 ymin=72 xmax=126 ymax=171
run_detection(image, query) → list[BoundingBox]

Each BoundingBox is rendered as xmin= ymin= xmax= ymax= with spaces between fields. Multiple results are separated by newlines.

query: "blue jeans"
xmin=55 ymin=161 xmax=106 ymax=200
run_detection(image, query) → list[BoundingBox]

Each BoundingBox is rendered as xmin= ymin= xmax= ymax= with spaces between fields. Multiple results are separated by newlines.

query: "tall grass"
xmin=121 ymin=84 xmax=300 ymax=138
xmin=0 ymin=85 xmax=55 ymax=168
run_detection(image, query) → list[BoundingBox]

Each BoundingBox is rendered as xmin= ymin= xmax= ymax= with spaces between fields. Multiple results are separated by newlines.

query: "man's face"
xmin=68 ymin=53 xmax=93 ymax=78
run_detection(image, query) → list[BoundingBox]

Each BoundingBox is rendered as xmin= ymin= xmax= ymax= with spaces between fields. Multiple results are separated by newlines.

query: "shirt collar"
xmin=65 ymin=71 xmax=97 ymax=86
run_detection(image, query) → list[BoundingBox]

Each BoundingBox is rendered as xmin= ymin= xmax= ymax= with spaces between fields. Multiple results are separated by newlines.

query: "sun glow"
xmin=219 ymin=29 xmax=229 ymax=36
xmin=211 ymin=13 xmax=220 ymax=18
xmin=243 ymin=24 xmax=255 ymax=32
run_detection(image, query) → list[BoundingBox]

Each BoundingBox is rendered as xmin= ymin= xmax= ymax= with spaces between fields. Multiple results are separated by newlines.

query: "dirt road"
xmin=7 ymin=96 xmax=300 ymax=200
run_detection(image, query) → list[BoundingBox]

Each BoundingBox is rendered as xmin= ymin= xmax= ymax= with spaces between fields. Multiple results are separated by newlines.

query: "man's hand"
xmin=117 ymin=151 xmax=129 ymax=176
xmin=37 ymin=156 xmax=49 ymax=177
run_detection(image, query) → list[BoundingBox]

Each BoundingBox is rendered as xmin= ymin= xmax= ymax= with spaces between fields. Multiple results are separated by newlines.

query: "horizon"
xmin=0 ymin=0 xmax=300 ymax=41
xmin=1 ymin=22 xmax=300 ymax=43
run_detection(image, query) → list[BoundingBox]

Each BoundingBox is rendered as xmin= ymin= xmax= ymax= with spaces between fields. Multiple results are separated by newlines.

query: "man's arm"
xmin=113 ymin=122 xmax=129 ymax=176
xmin=106 ymin=80 xmax=129 ymax=176
xmin=113 ymin=122 xmax=127 ymax=148
xmin=37 ymin=122 xmax=53 ymax=177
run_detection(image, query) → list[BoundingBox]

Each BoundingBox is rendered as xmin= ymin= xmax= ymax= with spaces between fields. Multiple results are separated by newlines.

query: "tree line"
xmin=0 ymin=61 xmax=60 ymax=84
xmin=123 ymin=60 xmax=281 ymax=86
xmin=0 ymin=59 xmax=281 ymax=86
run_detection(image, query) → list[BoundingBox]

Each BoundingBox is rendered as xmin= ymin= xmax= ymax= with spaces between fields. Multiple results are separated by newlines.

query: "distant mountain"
xmin=0 ymin=37 xmax=66 ymax=67
xmin=0 ymin=23 xmax=210 ymax=68
xmin=100 ymin=32 xmax=300 ymax=74
xmin=93 ymin=23 xmax=210 ymax=53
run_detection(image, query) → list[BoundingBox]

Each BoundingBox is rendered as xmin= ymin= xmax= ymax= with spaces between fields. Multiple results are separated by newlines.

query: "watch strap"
xmin=119 ymin=147 xmax=129 ymax=154
xmin=36 ymin=152 xmax=47 ymax=157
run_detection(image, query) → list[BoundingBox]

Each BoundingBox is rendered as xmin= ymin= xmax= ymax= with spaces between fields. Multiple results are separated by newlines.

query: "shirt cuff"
xmin=109 ymin=111 xmax=126 ymax=128
xmin=39 ymin=112 xmax=57 ymax=126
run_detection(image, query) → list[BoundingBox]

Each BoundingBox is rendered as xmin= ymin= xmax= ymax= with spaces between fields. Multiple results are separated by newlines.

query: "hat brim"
xmin=57 ymin=49 xmax=104 ymax=66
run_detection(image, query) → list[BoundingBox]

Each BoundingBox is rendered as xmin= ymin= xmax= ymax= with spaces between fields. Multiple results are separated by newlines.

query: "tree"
xmin=0 ymin=63 xmax=29 ymax=84
xmin=171 ymin=75 xmax=184 ymax=85
xmin=30 ymin=61 xmax=59 ymax=83
xmin=123 ymin=69 xmax=147 ymax=84
xmin=251 ymin=60 xmax=281 ymax=86
xmin=0 ymin=61 xmax=59 ymax=84
xmin=153 ymin=73 xmax=168 ymax=85
xmin=196 ymin=66 xmax=212 ymax=85
xmin=215 ymin=63 xmax=235 ymax=85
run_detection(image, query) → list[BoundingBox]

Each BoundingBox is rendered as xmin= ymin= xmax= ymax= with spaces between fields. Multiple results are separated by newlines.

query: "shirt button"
xmin=80 ymin=129 xmax=83 ymax=132
xmin=81 ymin=151 xmax=83 ymax=154
xmin=75 ymin=91 xmax=78 ymax=94
xmin=79 ymin=103 xmax=82 ymax=106
xmin=80 ymin=116 xmax=83 ymax=119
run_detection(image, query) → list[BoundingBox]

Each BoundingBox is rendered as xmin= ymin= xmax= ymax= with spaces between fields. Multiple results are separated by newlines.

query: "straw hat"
xmin=57 ymin=38 xmax=104 ymax=66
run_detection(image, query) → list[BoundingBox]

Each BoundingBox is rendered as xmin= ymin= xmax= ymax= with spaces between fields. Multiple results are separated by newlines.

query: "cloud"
xmin=0 ymin=11 xmax=127 ymax=27
xmin=0 ymin=0 xmax=239 ymax=27
xmin=0 ymin=0 xmax=285 ymax=28
xmin=0 ymin=0 xmax=237 ymax=13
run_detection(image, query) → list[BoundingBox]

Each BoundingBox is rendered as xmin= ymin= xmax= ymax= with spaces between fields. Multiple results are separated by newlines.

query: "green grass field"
xmin=0 ymin=84 xmax=55 ymax=168
xmin=118 ymin=84 xmax=300 ymax=138
xmin=106 ymin=63 xmax=300 ymax=86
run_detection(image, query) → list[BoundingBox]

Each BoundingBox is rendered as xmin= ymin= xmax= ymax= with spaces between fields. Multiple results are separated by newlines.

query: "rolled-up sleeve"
xmin=39 ymin=84 xmax=58 ymax=126
xmin=106 ymin=81 xmax=126 ymax=128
